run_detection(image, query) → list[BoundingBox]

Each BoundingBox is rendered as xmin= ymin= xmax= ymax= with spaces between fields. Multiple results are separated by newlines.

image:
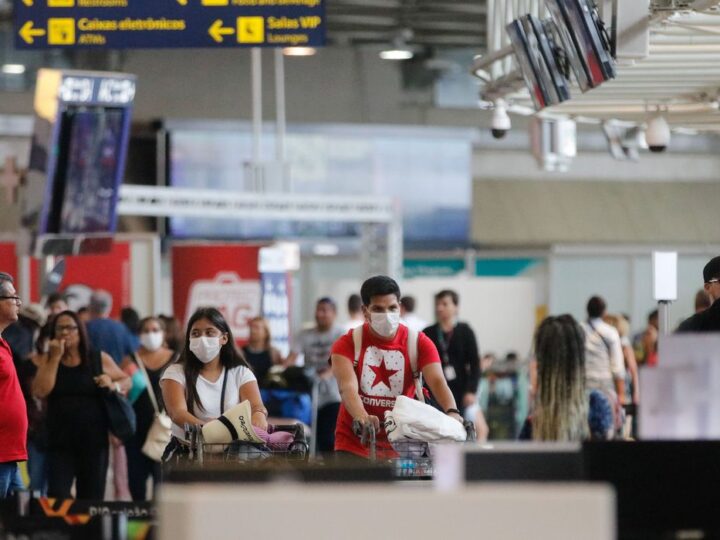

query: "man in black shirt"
xmin=678 ymin=256 xmax=720 ymax=332
xmin=423 ymin=289 xmax=481 ymax=415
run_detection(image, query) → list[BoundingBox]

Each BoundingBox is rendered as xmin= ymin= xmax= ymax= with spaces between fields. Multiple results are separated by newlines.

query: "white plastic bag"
xmin=384 ymin=395 xmax=466 ymax=444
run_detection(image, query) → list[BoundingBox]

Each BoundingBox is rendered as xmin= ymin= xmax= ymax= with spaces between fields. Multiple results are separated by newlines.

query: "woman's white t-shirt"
xmin=161 ymin=363 xmax=257 ymax=439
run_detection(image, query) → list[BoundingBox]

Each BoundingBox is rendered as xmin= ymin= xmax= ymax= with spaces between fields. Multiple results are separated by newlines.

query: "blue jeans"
xmin=27 ymin=441 xmax=48 ymax=496
xmin=0 ymin=462 xmax=25 ymax=498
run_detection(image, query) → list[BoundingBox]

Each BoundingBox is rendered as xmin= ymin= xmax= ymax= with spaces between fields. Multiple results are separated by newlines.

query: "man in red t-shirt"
xmin=331 ymin=275 xmax=463 ymax=458
xmin=0 ymin=272 xmax=27 ymax=497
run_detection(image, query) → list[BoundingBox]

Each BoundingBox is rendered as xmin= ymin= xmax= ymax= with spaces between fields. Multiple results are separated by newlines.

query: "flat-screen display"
xmin=46 ymin=107 xmax=126 ymax=235
xmin=507 ymin=15 xmax=571 ymax=110
xmin=545 ymin=0 xmax=615 ymax=91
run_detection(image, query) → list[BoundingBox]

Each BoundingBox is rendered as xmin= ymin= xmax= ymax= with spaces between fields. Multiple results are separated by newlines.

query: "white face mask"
xmin=189 ymin=336 xmax=222 ymax=364
xmin=140 ymin=331 xmax=164 ymax=352
xmin=370 ymin=312 xmax=401 ymax=338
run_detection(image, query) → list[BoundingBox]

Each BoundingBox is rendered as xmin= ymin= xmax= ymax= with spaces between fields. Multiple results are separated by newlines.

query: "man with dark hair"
xmin=288 ymin=297 xmax=344 ymax=453
xmin=0 ymin=272 xmax=27 ymax=497
xmin=400 ymin=295 xmax=427 ymax=333
xmin=678 ymin=256 xmax=720 ymax=332
xmin=331 ymin=275 xmax=463 ymax=457
xmin=580 ymin=296 xmax=626 ymax=404
xmin=45 ymin=293 xmax=68 ymax=317
xmin=342 ymin=294 xmax=364 ymax=331
xmin=423 ymin=290 xmax=481 ymax=418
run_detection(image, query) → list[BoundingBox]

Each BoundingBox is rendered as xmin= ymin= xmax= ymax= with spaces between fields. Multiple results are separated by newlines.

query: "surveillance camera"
xmin=645 ymin=116 xmax=670 ymax=153
xmin=491 ymin=101 xmax=511 ymax=139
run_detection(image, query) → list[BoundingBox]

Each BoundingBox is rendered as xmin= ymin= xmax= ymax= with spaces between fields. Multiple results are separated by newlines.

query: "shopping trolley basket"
xmin=353 ymin=420 xmax=476 ymax=479
xmin=181 ymin=423 xmax=309 ymax=466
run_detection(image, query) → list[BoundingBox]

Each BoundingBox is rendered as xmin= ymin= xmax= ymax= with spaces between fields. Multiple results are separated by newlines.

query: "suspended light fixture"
xmin=1 ymin=64 xmax=26 ymax=75
xmin=380 ymin=29 xmax=416 ymax=61
xmin=282 ymin=47 xmax=317 ymax=57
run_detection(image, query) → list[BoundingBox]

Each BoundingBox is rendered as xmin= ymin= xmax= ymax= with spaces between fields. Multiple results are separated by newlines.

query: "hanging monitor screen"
xmin=45 ymin=106 xmax=126 ymax=235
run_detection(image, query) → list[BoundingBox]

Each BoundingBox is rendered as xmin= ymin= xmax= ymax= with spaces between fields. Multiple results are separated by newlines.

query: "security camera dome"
xmin=646 ymin=116 xmax=670 ymax=153
xmin=491 ymin=101 xmax=511 ymax=139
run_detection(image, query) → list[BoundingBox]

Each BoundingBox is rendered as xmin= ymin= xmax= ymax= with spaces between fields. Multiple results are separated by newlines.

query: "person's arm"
xmin=331 ymin=353 xmax=379 ymax=431
xmin=609 ymin=333 xmax=626 ymax=403
xmin=160 ymin=379 xmax=204 ymax=429
xmin=270 ymin=348 xmax=283 ymax=366
xmin=423 ymin=363 xmax=462 ymax=424
xmin=95 ymin=352 xmax=132 ymax=394
xmin=239 ymin=380 xmax=268 ymax=431
xmin=31 ymin=339 xmax=64 ymax=399
xmin=119 ymin=355 xmax=133 ymax=372
xmin=464 ymin=326 xmax=480 ymax=408
xmin=623 ymin=345 xmax=640 ymax=405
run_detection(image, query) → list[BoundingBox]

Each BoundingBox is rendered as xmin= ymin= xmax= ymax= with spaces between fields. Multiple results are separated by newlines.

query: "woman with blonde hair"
xmin=242 ymin=317 xmax=283 ymax=386
xmin=604 ymin=313 xmax=640 ymax=437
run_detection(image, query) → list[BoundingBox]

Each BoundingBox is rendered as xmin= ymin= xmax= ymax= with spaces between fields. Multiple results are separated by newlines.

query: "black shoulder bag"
xmin=92 ymin=350 xmax=137 ymax=443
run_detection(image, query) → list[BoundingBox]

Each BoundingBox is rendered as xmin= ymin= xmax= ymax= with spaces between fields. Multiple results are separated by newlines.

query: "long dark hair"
xmin=48 ymin=310 xmax=91 ymax=366
xmin=532 ymin=314 xmax=588 ymax=442
xmin=180 ymin=307 xmax=249 ymax=413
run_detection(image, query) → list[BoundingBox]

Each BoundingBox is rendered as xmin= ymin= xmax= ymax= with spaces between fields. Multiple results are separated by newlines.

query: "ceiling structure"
xmin=325 ymin=0 xmax=487 ymax=50
xmin=0 ymin=0 xmax=718 ymax=133
xmin=476 ymin=0 xmax=720 ymax=132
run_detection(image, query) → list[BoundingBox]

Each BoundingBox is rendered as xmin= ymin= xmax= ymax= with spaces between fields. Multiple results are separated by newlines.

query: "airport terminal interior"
xmin=1 ymin=0 xmax=720 ymax=539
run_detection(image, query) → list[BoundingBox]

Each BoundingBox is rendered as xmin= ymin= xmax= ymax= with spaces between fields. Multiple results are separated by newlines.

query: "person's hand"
xmin=94 ymin=374 xmax=114 ymax=390
xmin=448 ymin=411 xmax=464 ymax=424
xmin=475 ymin=410 xmax=489 ymax=442
xmin=354 ymin=413 xmax=380 ymax=433
xmin=251 ymin=411 xmax=268 ymax=432
xmin=48 ymin=339 xmax=65 ymax=361
xmin=463 ymin=393 xmax=476 ymax=408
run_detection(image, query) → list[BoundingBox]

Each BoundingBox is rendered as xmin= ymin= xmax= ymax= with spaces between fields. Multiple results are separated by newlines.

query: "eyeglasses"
xmin=56 ymin=325 xmax=79 ymax=334
xmin=0 ymin=295 xmax=21 ymax=304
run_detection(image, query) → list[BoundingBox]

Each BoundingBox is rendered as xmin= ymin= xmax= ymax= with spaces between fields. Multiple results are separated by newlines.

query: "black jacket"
xmin=423 ymin=322 xmax=480 ymax=408
xmin=677 ymin=298 xmax=720 ymax=333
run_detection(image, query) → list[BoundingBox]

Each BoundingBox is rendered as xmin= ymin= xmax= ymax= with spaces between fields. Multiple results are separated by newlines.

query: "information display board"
xmin=15 ymin=0 xmax=325 ymax=50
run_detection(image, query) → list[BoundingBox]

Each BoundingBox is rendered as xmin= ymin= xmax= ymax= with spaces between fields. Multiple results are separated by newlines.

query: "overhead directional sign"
xmin=14 ymin=0 xmax=325 ymax=50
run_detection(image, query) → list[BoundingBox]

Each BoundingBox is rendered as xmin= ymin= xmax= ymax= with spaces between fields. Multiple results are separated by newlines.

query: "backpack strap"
xmin=407 ymin=329 xmax=425 ymax=403
xmin=352 ymin=325 xmax=363 ymax=368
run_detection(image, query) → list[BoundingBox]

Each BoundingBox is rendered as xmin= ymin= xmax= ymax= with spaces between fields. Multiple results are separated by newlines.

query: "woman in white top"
xmin=160 ymin=307 xmax=268 ymax=457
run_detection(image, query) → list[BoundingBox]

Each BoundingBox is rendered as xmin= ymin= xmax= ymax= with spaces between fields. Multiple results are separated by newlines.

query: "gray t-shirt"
xmin=292 ymin=326 xmax=345 ymax=407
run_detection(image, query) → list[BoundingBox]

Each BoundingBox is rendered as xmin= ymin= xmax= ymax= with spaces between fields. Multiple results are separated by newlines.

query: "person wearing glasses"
xmin=0 ymin=272 xmax=27 ymax=498
xmin=678 ymin=256 xmax=720 ymax=332
xmin=32 ymin=310 xmax=130 ymax=500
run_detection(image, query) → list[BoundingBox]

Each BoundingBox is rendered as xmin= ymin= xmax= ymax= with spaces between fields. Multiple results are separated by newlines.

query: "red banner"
xmin=171 ymin=243 xmax=263 ymax=343
xmin=0 ymin=242 xmax=131 ymax=319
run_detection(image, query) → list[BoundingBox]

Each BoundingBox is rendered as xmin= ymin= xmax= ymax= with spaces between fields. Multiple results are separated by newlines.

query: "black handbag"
xmin=92 ymin=350 xmax=136 ymax=443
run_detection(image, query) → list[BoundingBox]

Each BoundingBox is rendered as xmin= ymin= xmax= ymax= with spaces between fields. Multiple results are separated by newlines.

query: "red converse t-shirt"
xmin=0 ymin=338 xmax=27 ymax=462
xmin=331 ymin=323 xmax=440 ymax=458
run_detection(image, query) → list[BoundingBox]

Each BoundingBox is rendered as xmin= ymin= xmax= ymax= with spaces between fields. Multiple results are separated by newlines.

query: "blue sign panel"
xmin=14 ymin=0 xmax=325 ymax=50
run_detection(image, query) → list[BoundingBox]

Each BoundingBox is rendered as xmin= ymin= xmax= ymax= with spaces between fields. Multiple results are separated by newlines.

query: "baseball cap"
xmin=703 ymin=256 xmax=720 ymax=283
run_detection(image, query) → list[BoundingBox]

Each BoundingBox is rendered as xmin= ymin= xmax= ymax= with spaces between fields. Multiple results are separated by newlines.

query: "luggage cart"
xmin=181 ymin=423 xmax=309 ymax=466
xmin=353 ymin=420 xmax=476 ymax=479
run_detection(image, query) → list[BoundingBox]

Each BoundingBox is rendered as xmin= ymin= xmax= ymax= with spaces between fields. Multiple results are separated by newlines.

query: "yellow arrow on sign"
xmin=176 ymin=0 xmax=188 ymax=4
xmin=19 ymin=21 xmax=46 ymax=44
xmin=208 ymin=19 xmax=234 ymax=43
xmin=22 ymin=0 xmax=34 ymax=6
